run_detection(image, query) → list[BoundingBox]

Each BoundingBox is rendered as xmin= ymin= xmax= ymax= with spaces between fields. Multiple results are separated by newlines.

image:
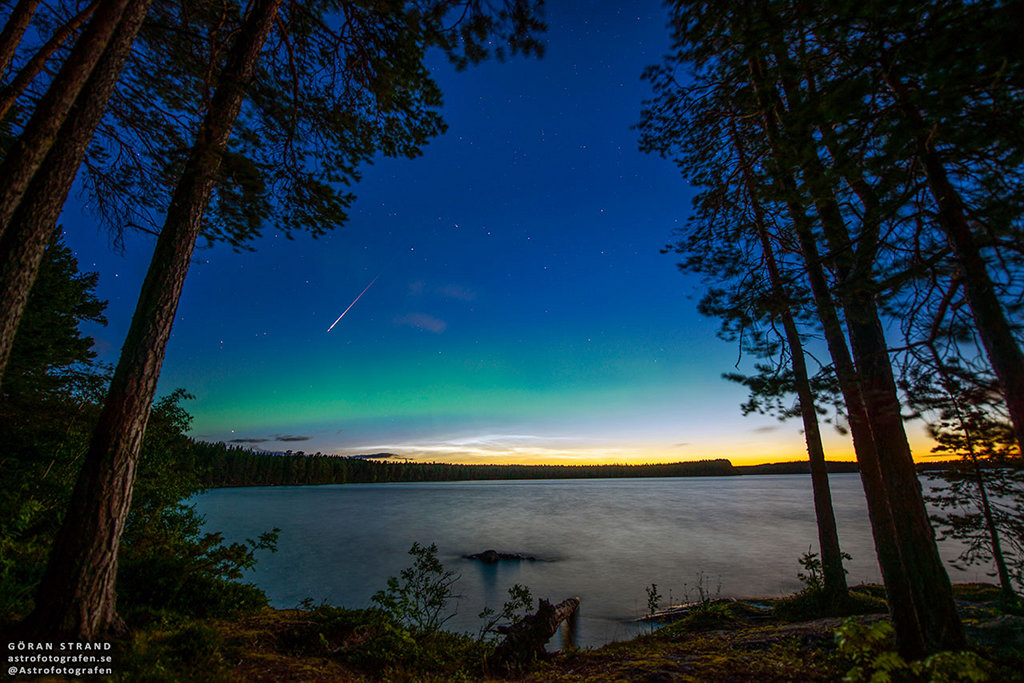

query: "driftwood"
xmin=489 ymin=596 xmax=580 ymax=672
xmin=633 ymin=597 xmax=740 ymax=623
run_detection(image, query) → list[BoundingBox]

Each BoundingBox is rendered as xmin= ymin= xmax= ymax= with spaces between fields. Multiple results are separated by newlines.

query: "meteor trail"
xmin=327 ymin=276 xmax=379 ymax=332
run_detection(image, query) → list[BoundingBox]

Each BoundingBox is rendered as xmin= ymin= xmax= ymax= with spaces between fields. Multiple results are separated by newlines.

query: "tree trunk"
xmin=731 ymin=122 xmax=847 ymax=603
xmin=0 ymin=0 xmax=41 ymax=77
xmin=0 ymin=0 xmax=100 ymax=121
xmin=0 ymin=0 xmax=149 ymax=389
xmin=931 ymin=347 xmax=1019 ymax=605
xmin=746 ymin=59 xmax=927 ymax=657
xmin=885 ymin=72 xmax=1024 ymax=458
xmin=788 ymin=98 xmax=964 ymax=656
xmin=756 ymin=46 xmax=965 ymax=653
xmin=27 ymin=0 xmax=282 ymax=640
xmin=787 ymin=185 xmax=928 ymax=656
xmin=0 ymin=0 xmax=129 ymax=240
xmin=841 ymin=296 xmax=965 ymax=652
xmin=970 ymin=443 xmax=1015 ymax=604
xmin=490 ymin=596 xmax=580 ymax=671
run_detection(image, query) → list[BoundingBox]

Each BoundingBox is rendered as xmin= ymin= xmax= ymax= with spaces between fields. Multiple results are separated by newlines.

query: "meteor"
xmin=327 ymin=275 xmax=379 ymax=332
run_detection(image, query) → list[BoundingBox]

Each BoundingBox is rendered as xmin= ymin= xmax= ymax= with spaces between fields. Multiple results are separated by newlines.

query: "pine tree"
xmin=637 ymin=0 xmax=984 ymax=655
xmin=28 ymin=0 xmax=543 ymax=640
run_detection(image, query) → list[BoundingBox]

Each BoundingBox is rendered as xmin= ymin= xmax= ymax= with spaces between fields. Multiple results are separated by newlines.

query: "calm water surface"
xmin=193 ymin=474 xmax=983 ymax=647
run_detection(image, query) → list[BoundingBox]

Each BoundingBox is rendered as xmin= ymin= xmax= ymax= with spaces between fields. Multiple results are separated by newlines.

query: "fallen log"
xmin=489 ymin=596 xmax=580 ymax=672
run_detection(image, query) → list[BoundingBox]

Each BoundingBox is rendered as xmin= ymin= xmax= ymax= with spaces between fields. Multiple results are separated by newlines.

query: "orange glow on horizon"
xmin=376 ymin=426 xmax=941 ymax=468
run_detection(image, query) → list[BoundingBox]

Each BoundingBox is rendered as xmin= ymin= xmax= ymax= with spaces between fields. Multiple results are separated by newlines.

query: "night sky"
xmin=59 ymin=1 xmax=916 ymax=465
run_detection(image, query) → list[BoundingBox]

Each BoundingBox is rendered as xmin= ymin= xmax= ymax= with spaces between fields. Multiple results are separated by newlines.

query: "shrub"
xmin=645 ymin=583 xmax=662 ymax=618
xmin=371 ymin=542 xmax=460 ymax=634
xmin=478 ymin=583 xmax=534 ymax=641
xmin=305 ymin=604 xmax=488 ymax=678
xmin=835 ymin=618 xmax=991 ymax=682
xmin=118 ymin=496 xmax=278 ymax=621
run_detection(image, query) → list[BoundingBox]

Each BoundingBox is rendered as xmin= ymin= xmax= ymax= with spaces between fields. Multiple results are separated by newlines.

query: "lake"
xmin=192 ymin=473 xmax=985 ymax=647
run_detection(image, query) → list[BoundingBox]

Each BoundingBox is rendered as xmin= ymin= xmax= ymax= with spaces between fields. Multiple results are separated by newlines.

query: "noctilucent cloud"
xmin=60 ymin=2 xmax=930 ymax=465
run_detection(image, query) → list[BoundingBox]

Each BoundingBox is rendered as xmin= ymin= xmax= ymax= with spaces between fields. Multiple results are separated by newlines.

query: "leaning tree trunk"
xmin=732 ymin=122 xmax=848 ymax=603
xmin=0 ymin=0 xmax=150 ymax=390
xmin=0 ymin=0 xmax=100 ymax=121
xmin=0 ymin=0 xmax=41 ymax=77
xmin=785 ymin=187 xmax=927 ymax=655
xmin=490 ymin=596 xmax=580 ymax=672
xmin=966 ymin=426 xmax=1016 ymax=604
xmin=841 ymin=295 xmax=965 ymax=653
xmin=885 ymin=72 xmax=1024 ymax=458
xmin=931 ymin=349 xmax=1019 ymax=605
xmin=791 ymin=106 xmax=964 ymax=654
xmin=0 ymin=0 xmax=131 ymax=240
xmin=746 ymin=62 xmax=926 ymax=656
xmin=27 ymin=0 xmax=282 ymax=640
xmin=756 ymin=43 xmax=965 ymax=652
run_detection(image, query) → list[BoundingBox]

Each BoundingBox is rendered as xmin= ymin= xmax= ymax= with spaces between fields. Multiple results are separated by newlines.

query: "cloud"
xmin=408 ymin=280 xmax=476 ymax=301
xmin=437 ymin=284 xmax=477 ymax=301
xmin=347 ymin=452 xmax=403 ymax=460
xmin=672 ymin=442 xmax=691 ymax=448
xmin=225 ymin=434 xmax=311 ymax=443
xmin=347 ymin=433 xmax=623 ymax=463
xmin=92 ymin=336 xmax=115 ymax=356
xmin=751 ymin=425 xmax=780 ymax=433
xmin=395 ymin=313 xmax=447 ymax=333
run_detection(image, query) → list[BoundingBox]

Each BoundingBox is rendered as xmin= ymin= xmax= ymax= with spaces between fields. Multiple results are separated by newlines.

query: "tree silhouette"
xmin=25 ymin=0 xmax=544 ymax=640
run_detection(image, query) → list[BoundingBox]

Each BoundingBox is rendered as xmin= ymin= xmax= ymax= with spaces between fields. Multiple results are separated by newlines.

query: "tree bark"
xmin=0 ymin=0 xmax=41 ymax=77
xmin=841 ymin=295 xmax=965 ymax=652
xmin=0 ymin=0 xmax=129 ymax=240
xmin=746 ymin=59 xmax=927 ymax=657
xmin=786 ymin=182 xmax=928 ymax=657
xmin=0 ymin=0 xmax=149 ymax=390
xmin=756 ymin=46 xmax=965 ymax=653
xmin=731 ymin=122 xmax=847 ymax=603
xmin=490 ymin=596 xmax=580 ymax=671
xmin=27 ymin=0 xmax=282 ymax=640
xmin=788 ymin=101 xmax=963 ymax=657
xmin=0 ymin=0 xmax=100 ymax=121
xmin=884 ymin=72 xmax=1024 ymax=458
xmin=968 ymin=434 xmax=1015 ymax=604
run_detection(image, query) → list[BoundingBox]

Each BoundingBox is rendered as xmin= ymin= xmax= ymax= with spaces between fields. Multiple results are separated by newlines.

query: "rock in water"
xmin=466 ymin=549 xmax=536 ymax=563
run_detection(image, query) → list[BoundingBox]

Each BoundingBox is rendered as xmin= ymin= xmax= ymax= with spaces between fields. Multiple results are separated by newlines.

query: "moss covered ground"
xmin=94 ymin=583 xmax=1023 ymax=682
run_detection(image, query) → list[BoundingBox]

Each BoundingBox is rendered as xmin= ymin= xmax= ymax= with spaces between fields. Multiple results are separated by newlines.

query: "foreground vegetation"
xmin=1 ymin=0 xmax=1022 ymax=658
xmin=61 ymin=583 xmax=1015 ymax=681
xmin=3 ymin=237 xmax=1023 ymax=683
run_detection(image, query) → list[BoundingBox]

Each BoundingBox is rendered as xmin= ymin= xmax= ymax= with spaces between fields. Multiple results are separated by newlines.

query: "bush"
xmin=478 ymin=583 xmax=534 ymax=641
xmin=835 ymin=618 xmax=991 ymax=682
xmin=118 ymin=499 xmax=278 ymax=621
xmin=371 ymin=542 xmax=460 ymax=634
xmin=774 ymin=588 xmax=887 ymax=621
xmin=303 ymin=605 xmax=488 ymax=678
xmin=773 ymin=550 xmax=881 ymax=620
xmin=660 ymin=600 xmax=737 ymax=635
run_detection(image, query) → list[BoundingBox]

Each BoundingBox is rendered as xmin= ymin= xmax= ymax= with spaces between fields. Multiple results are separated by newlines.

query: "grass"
xmin=8 ymin=583 xmax=1020 ymax=681
xmin=523 ymin=584 xmax=1021 ymax=682
xmin=112 ymin=606 xmax=491 ymax=682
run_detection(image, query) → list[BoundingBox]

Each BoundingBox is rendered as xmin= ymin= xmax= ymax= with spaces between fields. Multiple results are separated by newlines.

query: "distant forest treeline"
xmin=180 ymin=441 xmax=881 ymax=488
xmin=189 ymin=442 xmax=738 ymax=486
